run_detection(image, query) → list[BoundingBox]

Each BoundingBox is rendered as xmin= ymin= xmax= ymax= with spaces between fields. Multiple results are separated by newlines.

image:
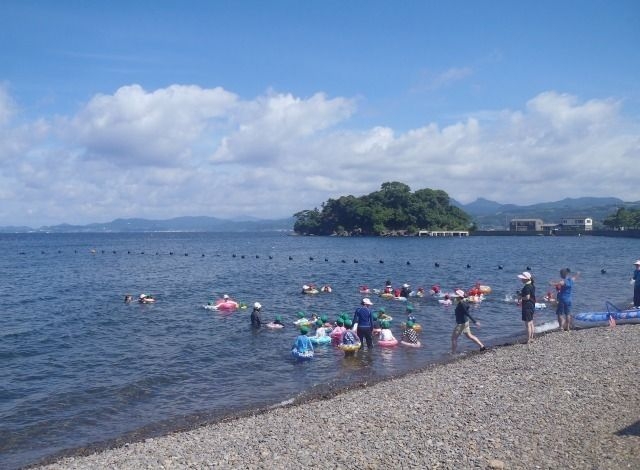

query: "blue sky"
xmin=1 ymin=0 xmax=639 ymax=226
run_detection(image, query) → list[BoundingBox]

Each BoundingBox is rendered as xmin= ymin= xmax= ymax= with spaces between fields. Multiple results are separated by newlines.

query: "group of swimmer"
xmin=266 ymin=265 xmax=598 ymax=359
xmin=289 ymin=297 xmax=434 ymax=359
xmin=135 ymin=259 xmax=638 ymax=360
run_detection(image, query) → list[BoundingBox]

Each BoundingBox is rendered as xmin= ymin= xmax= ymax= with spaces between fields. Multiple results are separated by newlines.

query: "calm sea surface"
xmin=1 ymin=232 xmax=638 ymax=468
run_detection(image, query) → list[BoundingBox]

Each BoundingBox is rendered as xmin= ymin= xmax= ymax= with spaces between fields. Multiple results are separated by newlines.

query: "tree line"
xmin=603 ymin=207 xmax=640 ymax=229
xmin=293 ymin=182 xmax=473 ymax=236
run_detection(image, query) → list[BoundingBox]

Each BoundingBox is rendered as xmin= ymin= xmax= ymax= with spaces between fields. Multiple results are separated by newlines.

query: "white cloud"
xmin=211 ymin=91 xmax=355 ymax=164
xmin=63 ymin=84 xmax=238 ymax=166
xmin=0 ymin=85 xmax=638 ymax=227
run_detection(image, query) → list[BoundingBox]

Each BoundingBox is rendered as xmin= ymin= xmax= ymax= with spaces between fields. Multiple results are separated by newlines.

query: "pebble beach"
xmin=36 ymin=325 xmax=639 ymax=470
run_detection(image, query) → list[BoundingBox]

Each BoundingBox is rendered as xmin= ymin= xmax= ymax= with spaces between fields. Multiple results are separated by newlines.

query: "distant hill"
xmin=0 ymin=216 xmax=295 ymax=233
xmin=2 ymin=196 xmax=638 ymax=233
xmin=454 ymin=197 xmax=639 ymax=229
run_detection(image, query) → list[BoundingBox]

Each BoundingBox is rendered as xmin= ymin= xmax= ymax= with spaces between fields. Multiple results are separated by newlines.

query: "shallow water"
xmin=0 ymin=232 xmax=637 ymax=469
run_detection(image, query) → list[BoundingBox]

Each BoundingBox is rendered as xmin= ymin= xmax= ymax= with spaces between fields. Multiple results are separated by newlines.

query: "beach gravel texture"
xmin=37 ymin=325 xmax=639 ymax=470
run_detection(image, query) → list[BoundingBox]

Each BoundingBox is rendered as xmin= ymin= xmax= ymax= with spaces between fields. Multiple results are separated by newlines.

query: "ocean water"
xmin=0 ymin=232 xmax=637 ymax=469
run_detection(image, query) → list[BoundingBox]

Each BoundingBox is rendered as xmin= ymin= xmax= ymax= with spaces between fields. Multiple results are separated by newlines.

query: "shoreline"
xmin=34 ymin=325 xmax=640 ymax=469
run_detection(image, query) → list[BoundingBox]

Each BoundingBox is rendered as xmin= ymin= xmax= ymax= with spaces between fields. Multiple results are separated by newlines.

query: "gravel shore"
xmin=38 ymin=325 xmax=639 ymax=470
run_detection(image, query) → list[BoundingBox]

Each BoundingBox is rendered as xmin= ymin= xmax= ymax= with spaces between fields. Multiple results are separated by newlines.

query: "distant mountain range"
xmin=1 ymin=197 xmax=638 ymax=233
xmin=454 ymin=196 xmax=639 ymax=229
xmin=0 ymin=216 xmax=296 ymax=233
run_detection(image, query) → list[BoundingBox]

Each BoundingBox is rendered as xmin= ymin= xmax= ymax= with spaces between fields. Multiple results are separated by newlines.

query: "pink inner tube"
xmin=215 ymin=300 xmax=239 ymax=311
xmin=378 ymin=338 xmax=398 ymax=347
xmin=400 ymin=340 xmax=422 ymax=348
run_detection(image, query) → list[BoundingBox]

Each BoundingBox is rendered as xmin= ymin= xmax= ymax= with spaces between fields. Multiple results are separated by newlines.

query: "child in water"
xmin=292 ymin=326 xmax=314 ymax=355
xmin=313 ymin=319 xmax=327 ymax=337
xmin=272 ymin=315 xmax=284 ymax=327
xmin=378 ymin=321 xmax=397 ymax=342
xmin=377 ymin=307 xmax=392 ymax=322
xmin=401 ymin=320 xmax=420 ymax=345
xmin=330 ymin=318 xmax=347 ymax=342
xmin=405 ymin=304 xmax=417 ymax=324
xmin=341 ymin=319 xmax=360 ymax=345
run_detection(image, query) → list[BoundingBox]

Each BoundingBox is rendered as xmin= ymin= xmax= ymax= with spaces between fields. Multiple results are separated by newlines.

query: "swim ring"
xmin=380 ymin=292 xmax=394 ymax=299
xmin=310 ymin=335 xmax=332 ymax=345
xmin=378 ymin=338 xmax=399 ymax=347
xmin=479 ymin=285 xmax=492 ymax=294
xmin=291 ymin=348 xmax=314 ymax=360
xmin=400 ymin=340 xmax=422 ymax=348
xmin=338 ymin=343 xmax=361 ymax=353
xmin=265 ymin=322 xmax=284 ymax=329
xmin=215 ymin=300 xmax=239 ymax=312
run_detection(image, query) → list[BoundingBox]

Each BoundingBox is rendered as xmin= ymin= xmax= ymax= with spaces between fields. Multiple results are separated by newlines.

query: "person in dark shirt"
xmin=518 ymin=272 xmax=536 ymax=343
xmin=250 ymin=302 xmax=262 ymax=327
xmin=400 ymin=283 xmax=411 ymax=298
xmin=352 ymin=298 xmax=374 ymax=349
xmin=451 ymin=289 xmax=486 ymax=354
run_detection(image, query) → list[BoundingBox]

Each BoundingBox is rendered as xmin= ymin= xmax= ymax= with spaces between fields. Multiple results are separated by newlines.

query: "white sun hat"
xmin=362 ymin=297 xmax=373 ymax=305
xmin=254 ymin=302 xmax=262 ymax=309
xmin=517 ymin=271 xmax=532 ymax=280
xmin=454 ymin=289 xmax=466 ymax=298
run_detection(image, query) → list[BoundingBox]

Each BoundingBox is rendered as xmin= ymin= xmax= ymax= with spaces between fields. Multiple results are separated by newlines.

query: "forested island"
xmin=293 ymin=182 xmax=472 ymax=236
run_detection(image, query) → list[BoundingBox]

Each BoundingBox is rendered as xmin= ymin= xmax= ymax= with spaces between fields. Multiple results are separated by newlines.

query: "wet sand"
xmin=36 ymin=325 xmax=640 ymax=469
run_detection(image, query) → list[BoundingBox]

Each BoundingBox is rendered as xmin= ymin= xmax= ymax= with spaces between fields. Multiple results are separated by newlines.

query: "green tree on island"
xmin=293 ymin=182 xmax=473 ymax=235
xmin=603 ymin=207 xmax=640 ymax=230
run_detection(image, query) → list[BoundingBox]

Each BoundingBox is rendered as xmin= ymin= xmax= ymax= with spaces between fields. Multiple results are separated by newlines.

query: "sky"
xmin=1 ymin=0 xmax=639 ymax=227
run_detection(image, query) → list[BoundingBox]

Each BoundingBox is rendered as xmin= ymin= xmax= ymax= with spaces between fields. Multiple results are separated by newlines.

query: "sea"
xmin=1 ymin=232 xmax=638 ymax=469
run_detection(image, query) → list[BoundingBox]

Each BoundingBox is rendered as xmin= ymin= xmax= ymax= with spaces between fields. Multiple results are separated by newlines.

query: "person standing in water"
xmin=518 ymin=272 xmax=536 ymax=343
xmin=632 ymin=260 xmax=640 ymax=308
xmin=352 ymin=298 xmax=374 ymax=350
xmin=250 ymin=302 xmax=262 ymax=327
xmin=451 ymin=289 xmax=485 ymax=354
xmin=552 ymin=268 xmax=580 ymax=331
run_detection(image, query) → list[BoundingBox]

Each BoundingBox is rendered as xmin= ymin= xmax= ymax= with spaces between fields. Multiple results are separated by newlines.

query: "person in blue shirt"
xmin=553 ymin=268 xmax=580 ymax=331
xmin=292 ymin=326 xmax=314 ymax=358
xmin=352 ymin=298 xmax=374 ymax=349
xmin=632 ymin=260 xmax=640 ymax=308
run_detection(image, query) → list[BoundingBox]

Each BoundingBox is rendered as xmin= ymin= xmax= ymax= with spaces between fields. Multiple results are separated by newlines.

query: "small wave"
xmin=267 ymin=398 xmax=295 ymax=409
xmin=534 ymin=320 xmax=559 ymax=333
